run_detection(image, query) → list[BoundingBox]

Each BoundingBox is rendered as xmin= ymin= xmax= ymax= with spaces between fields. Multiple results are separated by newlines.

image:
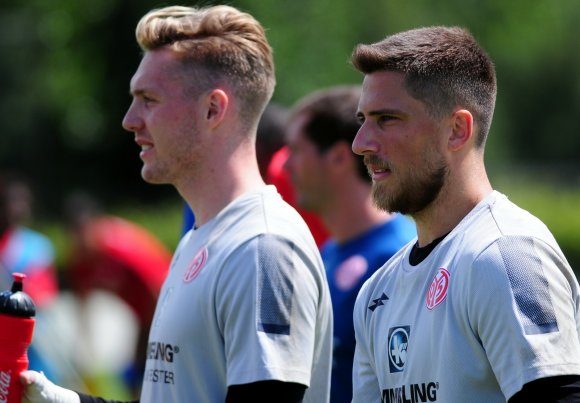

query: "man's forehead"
xmin=129 ymin=49 xmax=181 ymax=91
xmin=358 ymin=72 xmax=408 ymax=108
xmin=362 ymin=71 xmax=405 ymax=91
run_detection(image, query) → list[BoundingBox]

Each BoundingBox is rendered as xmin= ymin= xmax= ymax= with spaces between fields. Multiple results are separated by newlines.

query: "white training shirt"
xmin=352 ymin=191 xmax=580 ymax=402
xmin=140 ymin=185 xmax=332 ymax=403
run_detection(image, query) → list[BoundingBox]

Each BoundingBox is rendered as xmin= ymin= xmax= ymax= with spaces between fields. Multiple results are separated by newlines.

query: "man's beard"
xmin=370 ymin=158 xmax=448 ymax=216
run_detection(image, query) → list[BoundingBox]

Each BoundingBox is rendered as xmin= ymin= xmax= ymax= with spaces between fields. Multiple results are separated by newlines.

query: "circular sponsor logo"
xmin=183 ymin=246 xmax=208 ymax=283
xmin=426 ymin=267 xmax=450 ymax=310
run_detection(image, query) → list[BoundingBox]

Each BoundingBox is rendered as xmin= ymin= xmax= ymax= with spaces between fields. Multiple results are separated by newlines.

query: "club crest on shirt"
xmin=426 ymin=267 xmax=450 ymax=310
xmin=183 ymin=246 xmax=208 ymax=283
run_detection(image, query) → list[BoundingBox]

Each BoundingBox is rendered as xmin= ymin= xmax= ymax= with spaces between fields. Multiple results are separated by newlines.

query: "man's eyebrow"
xmin=357 ymin=108 xmax=406 ymax=118
xmin=367 ymin=109 xmax=404 ymax=116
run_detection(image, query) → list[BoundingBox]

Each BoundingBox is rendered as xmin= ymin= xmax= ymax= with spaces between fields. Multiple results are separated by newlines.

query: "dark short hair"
xmin=291 ymin=85 xmax=368 ymax=182
xmin=256 ymin=103 xmax=289 ymax=178
xmin=352 ymin=26 xmax=496 ymax=148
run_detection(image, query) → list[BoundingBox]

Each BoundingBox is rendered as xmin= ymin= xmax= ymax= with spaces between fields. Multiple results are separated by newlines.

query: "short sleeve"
xmin=217 ymin=233 xmax=321 ymax=388
xmin=468 ymin=235 xmax=580 ymax=399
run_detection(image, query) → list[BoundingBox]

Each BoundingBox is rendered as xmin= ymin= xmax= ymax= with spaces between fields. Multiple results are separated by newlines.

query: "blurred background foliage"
xmin=1 ymin=0 xmax=579 ymax=268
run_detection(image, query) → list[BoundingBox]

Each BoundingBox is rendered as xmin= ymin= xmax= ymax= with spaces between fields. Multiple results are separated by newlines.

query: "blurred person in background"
xmin=0 ymin=172 xmax=58 ymax=304
xmin=284 ymin=85 xmax=415 ymax=403
xmin=21 ymin=4 xmax=332 ymax=403
xmin=350 ymin=26 xmax=580 ymax=402
xmin=256 ymin=102 xmax=289 ymax=180
xmin=63 ymin=191 xmax=172 ymax=395
xmin=267 ymin=146 xmax=330 ymax=248
xmin=0 ymin=172 xmax=61 ymax=381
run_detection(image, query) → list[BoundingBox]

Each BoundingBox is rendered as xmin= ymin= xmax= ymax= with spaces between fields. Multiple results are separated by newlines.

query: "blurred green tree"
xmin=0 ymin=0 xmax=579 ymax=217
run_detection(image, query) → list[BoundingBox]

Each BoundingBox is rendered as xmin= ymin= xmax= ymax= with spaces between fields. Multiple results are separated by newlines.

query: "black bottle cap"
xmin=0 ymin=273 xmax=36 ymax=318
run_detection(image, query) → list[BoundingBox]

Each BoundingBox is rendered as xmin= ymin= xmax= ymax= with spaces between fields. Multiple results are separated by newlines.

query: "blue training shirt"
xmin=321 ymin=214 xmax=415 ymax=403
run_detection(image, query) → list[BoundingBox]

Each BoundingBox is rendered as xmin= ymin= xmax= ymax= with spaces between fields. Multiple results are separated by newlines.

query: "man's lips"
xmin=369 ymin=166 xmax=391 ymax=181
xmin=364 ymin=156 xmax=392 ymax=180
xmin=135 ymin=137 xmax=154 ymax=158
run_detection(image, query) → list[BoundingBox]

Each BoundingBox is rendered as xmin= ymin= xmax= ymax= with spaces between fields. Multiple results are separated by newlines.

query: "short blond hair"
xmin=135 ymin=5 xmax=275 ymax=125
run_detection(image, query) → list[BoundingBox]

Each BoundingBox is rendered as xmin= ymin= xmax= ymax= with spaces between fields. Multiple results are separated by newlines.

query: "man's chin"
xmin=141 ymin=169 xmax=166 ymax=185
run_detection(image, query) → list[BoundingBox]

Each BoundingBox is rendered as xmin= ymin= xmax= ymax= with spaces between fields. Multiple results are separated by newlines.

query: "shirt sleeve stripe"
xmin=256 ymin=234 xmax=295 ymax=335
xmin=498 ymin=236 xmax=559 ymax=335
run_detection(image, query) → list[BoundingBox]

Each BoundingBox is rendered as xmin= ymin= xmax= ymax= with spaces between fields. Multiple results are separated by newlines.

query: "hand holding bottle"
xmin=19 ymin=370 xmax=79 ymax=403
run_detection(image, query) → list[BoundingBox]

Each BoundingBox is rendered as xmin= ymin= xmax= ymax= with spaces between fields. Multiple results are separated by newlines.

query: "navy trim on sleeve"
xmin=255 ymin=234 xmax=295 ymax=335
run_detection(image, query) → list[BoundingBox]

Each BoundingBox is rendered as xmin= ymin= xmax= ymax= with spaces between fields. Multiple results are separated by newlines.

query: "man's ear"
xmin=327 ymin=141 xmax=354 ymax=170
xmin=448 ymin=109 xmax=473 ymax=151
xmin=205 ymin=89 xmax=229 ymax=129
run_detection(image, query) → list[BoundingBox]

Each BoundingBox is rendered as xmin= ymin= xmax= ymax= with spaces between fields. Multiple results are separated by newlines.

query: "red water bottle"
xmin=0 ymin=273 xmax=36 ymax=403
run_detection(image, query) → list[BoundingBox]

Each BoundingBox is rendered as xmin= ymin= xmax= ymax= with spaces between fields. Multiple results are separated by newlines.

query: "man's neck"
xmin=413 ymin=179 xmax=493 ymax=247
xmin=178 ymin=154 xmax=265 ymax=228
